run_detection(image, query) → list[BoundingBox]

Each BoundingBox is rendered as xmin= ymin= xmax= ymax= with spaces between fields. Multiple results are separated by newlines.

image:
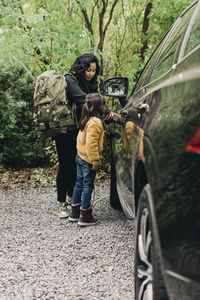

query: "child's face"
xmin=85 ymin=62 xmax=96 ymax=81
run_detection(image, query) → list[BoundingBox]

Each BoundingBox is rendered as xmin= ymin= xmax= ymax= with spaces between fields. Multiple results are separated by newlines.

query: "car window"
xmin=133 ymin=41 xmax=164 ymax=92
xmin=133 ymin=3 xmax=197 ymax=93
xmin=184 ymin=8 xmax=200 ymax=56
xmin=150 ymin=4 xmax=197 ymax=82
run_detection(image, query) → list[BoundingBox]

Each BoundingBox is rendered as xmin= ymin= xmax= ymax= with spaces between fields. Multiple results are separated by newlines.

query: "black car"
xmin=102 ymin=1 xmax=200 ymax=299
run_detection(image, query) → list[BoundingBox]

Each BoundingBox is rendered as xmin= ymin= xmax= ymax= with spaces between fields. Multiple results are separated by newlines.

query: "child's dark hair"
xmin=79 ymin=93 xmax=106 ymax=131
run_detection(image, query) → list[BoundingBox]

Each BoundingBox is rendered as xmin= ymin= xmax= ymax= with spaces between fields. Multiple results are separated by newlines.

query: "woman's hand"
xmin=105 ymin=111 xmax=119 ymax=120
xmin=105 ymin=112 xmax=123 ymax=122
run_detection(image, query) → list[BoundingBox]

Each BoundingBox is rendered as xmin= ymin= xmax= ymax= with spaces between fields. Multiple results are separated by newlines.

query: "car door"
xmin=110 ymin=25 xmax=170 ymax=219
xmin=112 ymin=1 xmax=197 ymax=221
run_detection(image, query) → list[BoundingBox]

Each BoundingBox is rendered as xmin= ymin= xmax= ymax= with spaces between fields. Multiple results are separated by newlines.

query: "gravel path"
xmin=0 ymin=180 xmax=135 ymax=300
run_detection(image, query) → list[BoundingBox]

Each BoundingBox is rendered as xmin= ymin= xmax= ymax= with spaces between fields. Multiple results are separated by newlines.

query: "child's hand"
xmin=92 ymin=163 xmax=98 ymax=170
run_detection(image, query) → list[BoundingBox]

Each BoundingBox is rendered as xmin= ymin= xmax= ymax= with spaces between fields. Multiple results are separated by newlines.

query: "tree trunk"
xmin=140 ymin=1 xmax=153 ymax=62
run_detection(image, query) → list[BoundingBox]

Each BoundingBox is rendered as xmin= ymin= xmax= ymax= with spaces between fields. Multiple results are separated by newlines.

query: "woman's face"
xmin=85 ymin=62 xmax=96 ymax=81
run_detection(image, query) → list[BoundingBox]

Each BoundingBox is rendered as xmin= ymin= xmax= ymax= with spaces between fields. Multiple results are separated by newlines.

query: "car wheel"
xmin=110 ymin=154 xmax=122 ymax=210
xmin=135 ymin=184 xmax=168 ymax=300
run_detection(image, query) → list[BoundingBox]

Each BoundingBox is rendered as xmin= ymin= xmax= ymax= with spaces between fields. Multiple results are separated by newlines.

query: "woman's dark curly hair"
xmin=69 ymin=53 xmax=100 ymax=82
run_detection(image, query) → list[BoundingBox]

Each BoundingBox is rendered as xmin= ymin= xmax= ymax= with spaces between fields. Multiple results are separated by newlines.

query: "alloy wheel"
xmin=137 ymin=207 xmax=153 ymax=300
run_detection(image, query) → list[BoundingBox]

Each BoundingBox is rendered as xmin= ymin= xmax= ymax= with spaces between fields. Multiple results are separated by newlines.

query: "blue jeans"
xmin=72 ymin=154 xmax=96 ymax=209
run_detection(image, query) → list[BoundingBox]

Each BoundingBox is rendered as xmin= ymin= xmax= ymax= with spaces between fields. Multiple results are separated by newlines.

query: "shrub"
xmin=0 ymin=63 xmax=50 ymax=168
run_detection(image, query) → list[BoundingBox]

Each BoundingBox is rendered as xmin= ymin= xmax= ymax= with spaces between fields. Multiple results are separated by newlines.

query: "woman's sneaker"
xmin=66 ymin=196 xmax=72 ymax=208
xmin=57 ymin=202 xmax=69 ymax=218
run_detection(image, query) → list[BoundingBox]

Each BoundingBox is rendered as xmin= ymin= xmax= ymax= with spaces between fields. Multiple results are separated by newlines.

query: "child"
xmin=69 ymin=93 xmax=106 ymax=226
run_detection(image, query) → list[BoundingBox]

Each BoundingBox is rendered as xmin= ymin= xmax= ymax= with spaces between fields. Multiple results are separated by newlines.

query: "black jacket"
xmin=65 ymin=73 xmax=111 ymax=122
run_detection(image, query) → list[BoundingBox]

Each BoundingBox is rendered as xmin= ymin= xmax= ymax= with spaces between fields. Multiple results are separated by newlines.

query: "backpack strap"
xmin=64 ymin=72 xmax=79 ymax=128
xmin=64 ymin=71 xmax=77 ymax=82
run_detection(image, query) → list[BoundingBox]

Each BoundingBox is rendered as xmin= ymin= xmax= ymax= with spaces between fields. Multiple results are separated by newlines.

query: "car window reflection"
xmin=184 ymin=8 xmax=200 ymax=56
xmin=151 ymin=4 xmax=196 ymax=82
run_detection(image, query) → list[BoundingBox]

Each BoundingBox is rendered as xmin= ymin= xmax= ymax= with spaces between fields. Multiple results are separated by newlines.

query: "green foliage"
xmin=0 ymin=167 xmax=57 ymax=188
xmin=0 ymin=0 xmax=193 ymax=170
xmin=0 ymin=63 xmax=50 ymax=168
xmin=0 ymin=0 xmax=95 ymax=75
xmin=31 ymin=169 xmax=56 ymax=187
xmin=0 ymin=0 xmax=192 ymax=83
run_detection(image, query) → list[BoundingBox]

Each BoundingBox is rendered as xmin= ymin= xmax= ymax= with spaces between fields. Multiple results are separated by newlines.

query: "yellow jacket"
xmin=77 ymin=116 xmax=104 ymax=165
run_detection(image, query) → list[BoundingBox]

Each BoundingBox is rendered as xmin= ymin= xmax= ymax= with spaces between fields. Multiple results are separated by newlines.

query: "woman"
xmin=54 ymin=53 xmax=113 ymax=218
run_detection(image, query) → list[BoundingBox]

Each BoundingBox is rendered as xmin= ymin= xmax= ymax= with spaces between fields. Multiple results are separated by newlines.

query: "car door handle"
xmin=137 ymin=103 xmax=149 ymax=112
xmin=120 ymin=110 xmax=128 ymax=117
xmin=137 ymin=103 xmax=149 ymax=119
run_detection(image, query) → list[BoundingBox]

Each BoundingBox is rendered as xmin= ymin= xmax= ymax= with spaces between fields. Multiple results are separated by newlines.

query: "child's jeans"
xmin=72 ymin=154 xmax=96 ymax=209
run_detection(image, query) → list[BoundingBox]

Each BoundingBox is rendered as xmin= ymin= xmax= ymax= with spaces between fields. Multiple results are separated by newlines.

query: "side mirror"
xmin=101 ymin=77 xmax=129 ymax=97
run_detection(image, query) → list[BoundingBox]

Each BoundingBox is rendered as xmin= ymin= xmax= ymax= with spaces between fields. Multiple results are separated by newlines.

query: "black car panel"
xmin=102 ymin=1 xmax=200 ymax=299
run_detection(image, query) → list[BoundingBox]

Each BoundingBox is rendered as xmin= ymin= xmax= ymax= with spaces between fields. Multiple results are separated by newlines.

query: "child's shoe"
xmin=78 ymin=207 xmax=99 ymax=226
xmin=69 ymin=203 xmax=81 ymax=222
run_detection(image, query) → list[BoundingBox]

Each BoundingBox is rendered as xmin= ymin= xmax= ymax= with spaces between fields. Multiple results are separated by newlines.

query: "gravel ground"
xmin=0 ymin=180 xmax=135 ymax=300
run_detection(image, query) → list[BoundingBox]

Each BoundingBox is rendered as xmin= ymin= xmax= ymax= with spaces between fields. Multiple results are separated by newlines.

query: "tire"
xmin=134 ymin=184 xmax=168 ymax=300
xmin=110 ymin=154 xmax=122 ymax=210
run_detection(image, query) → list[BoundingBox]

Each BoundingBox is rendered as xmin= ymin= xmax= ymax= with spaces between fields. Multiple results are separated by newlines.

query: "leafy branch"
xmin=8 ymin=52 xmax=36 ymax=82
